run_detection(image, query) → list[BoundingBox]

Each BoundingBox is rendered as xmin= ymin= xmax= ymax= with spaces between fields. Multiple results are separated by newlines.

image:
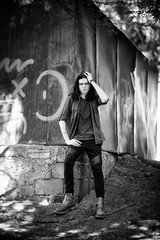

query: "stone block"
xmin=19 ymin=185 xmax=35 ymax=199
xmin=74 ymin=162 xmax=83 ymax=179
xmin=77 ymin=151 xmax=89 ymax=163
xmin=79 ymin=178 xmax=90 ymax=197
xmin=56 ymin=146 xmax=68 ymax=163
xmin=74 ymin=178 xmax=90 ymax=199
xmin=74 ymin=179 xmax=81 ymax=196
xmin=88 ymin=178 xmax=95 ymax=192
xmin=28 ymin=152 xmax=50 ymax=159
xmin=82 ymin=163 xmax=91 ymax=179
xmin=52 ymin=193 xmax=65 ymax=203
xmin=35 ymin=179 xmax=63 ymax=195
xmin=51 ymin=163 xmax=64 ymax=178
xmin=74 ymin=162 xmax=91 ymax=179
xmin=32 ymin=161 xmax=51 ymax=180
xmin=49 ymin=146 xmax=59 ymax=164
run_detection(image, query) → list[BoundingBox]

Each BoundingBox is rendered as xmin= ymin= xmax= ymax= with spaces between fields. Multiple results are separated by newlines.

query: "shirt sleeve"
xmin=96 ymin=96 xmax=108 ymax=106
xmin=59 ymin=96 xmax=72 ymax=122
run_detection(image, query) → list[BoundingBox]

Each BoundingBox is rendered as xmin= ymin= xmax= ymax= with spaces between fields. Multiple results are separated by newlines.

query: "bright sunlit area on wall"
xmin=156 ymin=77 xmax=160 ymax=161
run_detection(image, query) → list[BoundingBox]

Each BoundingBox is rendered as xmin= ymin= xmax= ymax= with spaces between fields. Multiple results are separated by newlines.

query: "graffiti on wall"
xmin=36 ymin=70 xmax=68 ymax=121
xmin=0 ymin=58 xmax=69 ymax=145
xmin=0 ymin=58 xmax=34 ymax=73
xmin=0 ymin=94 xmax=26 ymax=145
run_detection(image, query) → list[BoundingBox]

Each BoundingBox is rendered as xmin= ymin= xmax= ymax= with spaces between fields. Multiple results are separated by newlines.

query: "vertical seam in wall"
xmin=73 ymin=0 xmax=76 ymax=81
xmin=116 ymin=33 xmax=118 ymax=153
xmin=95 ymin=17 xmax=97 ymax=84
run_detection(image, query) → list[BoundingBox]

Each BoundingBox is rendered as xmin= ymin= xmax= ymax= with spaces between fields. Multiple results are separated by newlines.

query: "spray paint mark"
xmin=0 ymin=58 xmax=69 ymax=123
xmin=0 ymin=58 xmax=34 ymax=72
xmin=11 ymin=78 xmax=28 ymax=98
xmin=36 ymin=70 xmax=68 ymax=121
xmin=0 ymin=95 xmax=27 ymax=145
xmin=43 ymin=90 xmax=47 ymax=99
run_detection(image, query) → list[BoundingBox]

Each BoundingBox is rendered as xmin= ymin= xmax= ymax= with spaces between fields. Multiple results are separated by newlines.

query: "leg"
xmin=64 ymin=146 xmax=82 ymax=194
xmin=91 ymin=161 xmax=104 ymax=198
xmin=85 ymin=141 xmax=104 ymax=198
xmin=85 ymin=140 xmax=105 ymax=219
xmin=56 ymin=146 xmax=82 ymax=215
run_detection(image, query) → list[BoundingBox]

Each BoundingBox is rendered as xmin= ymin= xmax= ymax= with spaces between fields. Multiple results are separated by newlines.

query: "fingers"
xmin=84 ymin=72 xmax=93 ymax=82
xmin=74 ymin=140 xmax=81 ymax=147
xmin=84 ymin=71 xmax=90 ymax=75
xmin=72 ymin=139 xmax=82 ymax=147
xmin=68 ymin=139 xmax=82 ymax=147
xmin=84 ymin=72 xmax=91 ymax=77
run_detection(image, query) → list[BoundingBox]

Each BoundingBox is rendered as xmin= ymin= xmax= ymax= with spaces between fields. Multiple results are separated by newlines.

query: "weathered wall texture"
xmin=0 ymin=0 xmax=158 ymax=159
xmin=0 ymin=0 xmax=158 ymax=200
xmin=0 ymin=145 xmax=116 ymax=201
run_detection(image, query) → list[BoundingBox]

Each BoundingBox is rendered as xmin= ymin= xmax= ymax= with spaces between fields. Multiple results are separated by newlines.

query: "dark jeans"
xmin=64 ymin=139 xmax=104 ymax=198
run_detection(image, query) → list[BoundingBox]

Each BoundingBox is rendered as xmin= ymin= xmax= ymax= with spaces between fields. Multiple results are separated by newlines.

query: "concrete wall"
xmin=0 ymin=145 xmax=116 ymax=202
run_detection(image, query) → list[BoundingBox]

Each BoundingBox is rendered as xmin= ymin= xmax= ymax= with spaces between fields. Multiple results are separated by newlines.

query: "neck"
xmin=80 ymin=94 xmax=86 ymax=99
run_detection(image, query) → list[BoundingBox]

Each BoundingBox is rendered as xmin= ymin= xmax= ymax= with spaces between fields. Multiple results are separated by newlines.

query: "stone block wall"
xmin=0 ymin=145 xmax=116 ymax=202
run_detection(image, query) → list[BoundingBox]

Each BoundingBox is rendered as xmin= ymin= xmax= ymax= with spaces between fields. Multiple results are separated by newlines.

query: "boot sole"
xmin=95 ymin=214 xmax=105 ymax=219
xmin=55 ymin=206 xmax=76 ymax=215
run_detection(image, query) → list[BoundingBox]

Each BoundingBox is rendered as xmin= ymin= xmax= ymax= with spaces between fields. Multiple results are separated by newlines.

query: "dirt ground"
xmin=0 ymin=154 xmax=160 ymax=240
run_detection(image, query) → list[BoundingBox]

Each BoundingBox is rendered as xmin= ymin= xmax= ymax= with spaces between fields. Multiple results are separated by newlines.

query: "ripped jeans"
xmin=64 ymin=139 xmax=104 ymax=198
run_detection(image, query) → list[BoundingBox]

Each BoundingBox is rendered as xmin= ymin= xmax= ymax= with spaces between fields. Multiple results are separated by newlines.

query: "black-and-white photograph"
xmin=0 ymin=0 xmax=160 ymax=239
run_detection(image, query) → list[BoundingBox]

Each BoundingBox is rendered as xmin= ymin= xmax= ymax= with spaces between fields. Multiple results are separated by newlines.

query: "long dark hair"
xmin=71 ymin=73 xmax=98 ymax=101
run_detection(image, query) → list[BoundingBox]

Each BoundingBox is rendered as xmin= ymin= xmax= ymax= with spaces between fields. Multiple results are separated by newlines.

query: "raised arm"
xmin=84 ymin=72 xmax=109 ymax=104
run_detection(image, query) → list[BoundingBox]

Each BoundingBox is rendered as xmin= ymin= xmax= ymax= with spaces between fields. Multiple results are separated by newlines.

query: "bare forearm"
xmin=59 ymin=120 xmax=70 ymax=143
xmin=59 ymin=120 xmax=82 ymax=147
xmin=84 ymin=72 xmax=109 ymax=103
xmin=91 ymin=81 xmax=109 ymax=103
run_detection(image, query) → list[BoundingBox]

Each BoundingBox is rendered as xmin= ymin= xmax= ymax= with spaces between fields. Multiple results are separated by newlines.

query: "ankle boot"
xmin=55 ymin=193 xmax=76 ymax=215
xmin=95 ymin=197 xmax=105 ymax=219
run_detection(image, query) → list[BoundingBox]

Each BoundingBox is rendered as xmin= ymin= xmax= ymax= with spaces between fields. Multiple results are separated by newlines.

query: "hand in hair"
xmin=84 ymin=72 xmax=93 ymax=83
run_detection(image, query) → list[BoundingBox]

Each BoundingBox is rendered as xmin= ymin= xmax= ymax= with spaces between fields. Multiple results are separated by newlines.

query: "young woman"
xmin=56 ymin=72 xmax=109 ymax=218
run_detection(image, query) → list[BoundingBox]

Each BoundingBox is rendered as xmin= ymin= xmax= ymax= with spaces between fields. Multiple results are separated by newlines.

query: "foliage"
xmin=93 ymin=0 xmax=160 ymax=65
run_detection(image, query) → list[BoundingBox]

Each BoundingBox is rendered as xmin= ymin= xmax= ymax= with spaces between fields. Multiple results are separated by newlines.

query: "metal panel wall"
xmin=74 ymin=1 xmax=96 ymax=77
xmin=147 ymin=66 xmax=158 ymax=159
xmin=117 ymin=33 xmax=136 ymax=154
xmin=0 ymin=1 xmax=74 ymax=145
xmin=134 ymin=52 xmax=148 ymax=158
xmin=46 ymin=1 xmax=74 ymax=144
xmin=96 ymin=18 xmax=117 ymax=152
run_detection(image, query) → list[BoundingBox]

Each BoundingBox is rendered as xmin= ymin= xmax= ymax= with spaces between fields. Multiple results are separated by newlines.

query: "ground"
xmin=0 ymin=154 xmax=160 ymax=240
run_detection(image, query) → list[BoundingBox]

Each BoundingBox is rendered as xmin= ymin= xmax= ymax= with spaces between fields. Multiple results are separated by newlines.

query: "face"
xmin=78 ymin=78 xmax=90 ymax=96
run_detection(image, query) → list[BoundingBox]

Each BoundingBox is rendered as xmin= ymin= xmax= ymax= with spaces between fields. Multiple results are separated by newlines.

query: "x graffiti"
xmin=11 ymin=77 xmax=28 ymax=97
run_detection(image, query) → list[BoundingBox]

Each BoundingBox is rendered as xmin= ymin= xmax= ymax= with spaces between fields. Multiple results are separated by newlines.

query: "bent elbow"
xmin=102 ymin=97 xmax=109 ymax=104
